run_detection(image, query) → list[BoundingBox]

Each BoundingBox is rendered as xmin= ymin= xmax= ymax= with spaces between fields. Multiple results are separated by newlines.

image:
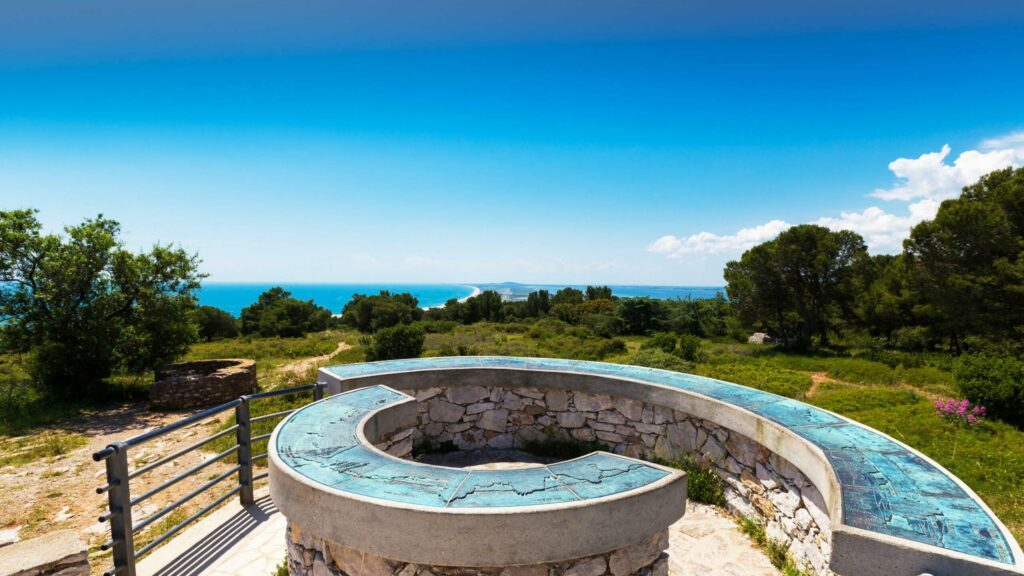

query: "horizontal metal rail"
xmin=250 ymin=408 xmax=296 ymax=423
xmin=127 ymin=426 xmax=239 ymax=481
xmin=128 ymin=445 xmax=239 ymax=507
xmin=133 ymin=485 xmax=242 ymax=560
xmin=129 ymin=465 xmax=241 ymax=535
xmin=93 ymin=399 xmax=243 ymax=462
xmin=94 ymin=381 xmax=325 ymax=576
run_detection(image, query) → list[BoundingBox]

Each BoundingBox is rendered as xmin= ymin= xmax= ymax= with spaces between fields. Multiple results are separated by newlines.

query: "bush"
xmin=341 ymin=291 xmax=422 ymax=332
xmin=581 ymin=313 xmax=623 ymax=338
xmin=368 ymin=324 xmax=426 ymax=361
xmin=955 ymin=354 xmax=1024 ymax=425
xmin=194 ymin=306 xmax=239 ymax=341
xmin=642 ymin=332 xmax=678 ymax=354
xmin=650 ymin=456 xmax=725 ymax=506
xmin=698 ymin=362 xmax=811 ymax=399
xmin=675 ymin=334 xmax=707 ymax=363
xmin=622 ymin=349 xmax=695 ymax=373
xmin=892 ymin=326 xmax=932 ymax=352
xmin=240 ymin=287 xmax=333 ymax=338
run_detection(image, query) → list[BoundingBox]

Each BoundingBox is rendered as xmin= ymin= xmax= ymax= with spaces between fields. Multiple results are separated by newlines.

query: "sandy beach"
xmin=423 ymin=285 xmax=480 ymax=310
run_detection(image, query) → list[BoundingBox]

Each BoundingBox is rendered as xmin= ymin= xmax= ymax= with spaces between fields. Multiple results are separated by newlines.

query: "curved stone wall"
xmin=318 ymin=357 xmax=1024 ymax=576
xmin=150 ymin=359 xmax=256 ymax=409
xmin=373 ymin=384 xmax=831 ymax=575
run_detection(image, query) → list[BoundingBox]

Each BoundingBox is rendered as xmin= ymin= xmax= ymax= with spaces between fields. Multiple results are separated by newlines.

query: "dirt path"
xmin=0 ymin=402 xmax=237 ymax=569
xmin=805 ymin=371 xmax=834 ymax=399
xmin=0 ymin=341 xmax=355 ymax=564
xmin=276 ymin=341 xmax=351 ymax=378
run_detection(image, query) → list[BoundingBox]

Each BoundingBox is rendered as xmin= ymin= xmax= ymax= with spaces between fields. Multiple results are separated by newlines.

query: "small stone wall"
xmin=287 ymin=522 xmax=668 ymax=576
xmin=150 ymin=359 xmax=256 ymax=409
xmin=0 ymin=530 xmax=89 ymax=576
xmin=377 ymin=385 xmax=832 ymax=576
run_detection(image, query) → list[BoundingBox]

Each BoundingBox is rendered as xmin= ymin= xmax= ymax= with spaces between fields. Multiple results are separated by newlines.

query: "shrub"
xmin=675 ymin=334 xmax=707 ymax=363
xmin=934 ymin=399 xmax=986 ymax=427
xmin=650 ymin=456 xmax=725 ymax=506
xmin=642 ymin=332 xmax=678 ymax=354
xmin=341 ymin=291 xmax=422 ymax=332
xmin=240 ymin=287 xmax=333 ymax=338
xmin=955 ymin=354 xmax=1024 ymax=425
xmin=622 ymin=349 xmax=695 ymax=373
xmin=892 ymin=326 xmax=932 ymax=352
xmin=367 ymin=324 xmax=425 ymax=361
xmin=581 ymin=313 xmax=623 ymax=338
xmin=698 ymin=362 xmax=811 ymax=399
xmin=194 ymin=306 xmax=238 ymax=341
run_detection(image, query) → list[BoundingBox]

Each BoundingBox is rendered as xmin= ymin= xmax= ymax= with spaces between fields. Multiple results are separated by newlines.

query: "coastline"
xmin=422 ymin=285 xmax=480 ymax=310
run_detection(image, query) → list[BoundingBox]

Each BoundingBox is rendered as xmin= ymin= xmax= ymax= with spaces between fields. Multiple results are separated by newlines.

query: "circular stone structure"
xmin=150 ymin=358 xmax=256 ymax=409
xmin=270 ymin=357 xmax=1024 ymax=576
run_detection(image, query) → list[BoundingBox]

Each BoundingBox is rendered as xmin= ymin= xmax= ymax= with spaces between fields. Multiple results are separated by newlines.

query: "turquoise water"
xmin=198 ymin=282 xmax=726 ymax=316
xmin=199 ymin=283 xmax=476 ymax=315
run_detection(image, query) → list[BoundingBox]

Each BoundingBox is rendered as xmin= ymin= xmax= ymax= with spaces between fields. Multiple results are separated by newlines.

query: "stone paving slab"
xmin=134 ymin=490 xmax=775 ymax=576
xmin=135 ymin=490 xmax=285 ymax=576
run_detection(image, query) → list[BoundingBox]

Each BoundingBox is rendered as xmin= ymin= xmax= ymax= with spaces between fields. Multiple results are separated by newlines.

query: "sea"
xmin=198 ymin=282 xmax=726 ymax=316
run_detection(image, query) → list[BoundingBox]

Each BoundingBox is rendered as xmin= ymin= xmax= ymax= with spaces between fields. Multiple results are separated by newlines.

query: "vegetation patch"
xmin=736 ymin=517 xmax=810 ymax=576
xmin=0 ymin=432 xmax=88 ymax=468
xmin=649 ymin=456 xmax=725 ymax=507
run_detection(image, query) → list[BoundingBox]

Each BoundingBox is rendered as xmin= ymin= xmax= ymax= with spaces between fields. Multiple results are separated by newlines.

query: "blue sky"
xmin=2 ymin=2 xmax=1023 ymax=285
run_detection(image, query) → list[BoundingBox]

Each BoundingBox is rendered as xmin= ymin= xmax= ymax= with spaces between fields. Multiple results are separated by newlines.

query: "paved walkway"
xmin=136 ymin=490 xmax=285 ymax=576
xmin=135 ymin=489 xmax=776 ymax=576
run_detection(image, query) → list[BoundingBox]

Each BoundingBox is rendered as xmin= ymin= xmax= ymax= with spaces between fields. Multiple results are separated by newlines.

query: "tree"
xmin=585 ymin=285 xmax=613 ymax=300
xmin=903 ymin=167 xmax=1024 ymax=352
xmin=0 ymin=210 xmax=202 ymax=398
xmin=524 ymin=290 xmax=551 ymax=317
xmin=241 ymin=287 xmax=333 ymax=337
xmin=367 ymin=323 xmax=425 ymax=361
xmin=551 ymin=287 xmax=585 ymax=307
xmin=725 ymin=224 xmax=868 ymax=348
xmin=194 ymin=306 xmax=239 ymax=341
xmin=616 ymin=297 xmax=665 ymax=335
xmin=340 ymin=291 xmax=422 ymax=332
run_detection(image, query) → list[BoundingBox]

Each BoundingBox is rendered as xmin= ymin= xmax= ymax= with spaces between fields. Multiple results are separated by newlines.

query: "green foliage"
xmin=955 ymin=354 xmax=1024 ymax=425
xmin=241 ymin=287 xmax=333 ymax=338
xmin=194 ymin=305 xmax=239 ymax=341
xmin=340 ymin=291 xmax=422 ymax=332
xmin=274 ymin=558 xmax=289 ymax=576
xmin=725 ymin=224 xmax=869 ymax=349
xmin=621 ymin=348 xmax=695 ymax=373
xmin=663 ymin=294 xmax=732 ymax=338
xmin=676 ymin=334 xmax=706 ymax=363
xmin=585 ymin=285 xmax=613 ymax=300
xmin=0 ymin=209 xmax=202 ymax=399
xmin=551 ymin=287 xmax=585 ymax=307
xmin=736 ymin=517 xmax=810 ymax=576
xmin=642 ymin=332 xmax=678 ymax=354
xmin=616 ymin=297 xmax=666 ymax=335
xmin=904 ymin=167 xmax=1024 ymax=352
xmin=697 ymin=362 xmax=811 ymax=399
xmin=650 ymin=456 xmax=725 ymax=506
xmin=367 ymin=324 xmax=425 ymax=361
xmin=0 ymin=432 xmax=88 ymax=468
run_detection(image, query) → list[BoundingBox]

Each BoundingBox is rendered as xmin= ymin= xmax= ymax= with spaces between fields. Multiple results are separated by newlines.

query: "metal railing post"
xmin=106 ymin=442 xmax=137 ymax=576
xmin=314 ymin=382 xmax=325 ymax=401
xmin=236 ymin=397 xmax=254 ymax=506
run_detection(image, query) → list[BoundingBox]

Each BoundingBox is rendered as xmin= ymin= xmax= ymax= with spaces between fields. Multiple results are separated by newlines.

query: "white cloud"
xmin=981 ymin=130 xmax=1024 ymax=150
xmin=648 ymin=220 xmax=791 ymax=258
xmin=650 ymin=131 xmax=1024 ymax=259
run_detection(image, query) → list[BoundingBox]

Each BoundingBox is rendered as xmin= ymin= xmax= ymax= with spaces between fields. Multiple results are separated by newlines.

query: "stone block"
xmin=0 ymin=530 xmax=88 ymax=576
xmin=428 ymin=400 xmax=466 ymax=423
xmin=445 ymin=386 xmax=490 ymax=404
xmin=478 ymin=409 xmax=509 ymax=432
xmin=545 ymin=389 xmax=569 ymax=411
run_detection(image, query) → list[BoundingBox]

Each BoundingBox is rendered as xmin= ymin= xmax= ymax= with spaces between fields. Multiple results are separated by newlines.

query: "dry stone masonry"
xmin=286 ymin=523 xmax=669 ymax=576
xmin=149 ymin=359 xmax=256 ymax=409
xmin=376 ymin=384 xmax=832 ymax=576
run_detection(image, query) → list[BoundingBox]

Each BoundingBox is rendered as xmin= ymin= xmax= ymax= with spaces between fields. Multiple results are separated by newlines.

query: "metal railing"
xmin=92 ymin=382 xmax=326 ymax=576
